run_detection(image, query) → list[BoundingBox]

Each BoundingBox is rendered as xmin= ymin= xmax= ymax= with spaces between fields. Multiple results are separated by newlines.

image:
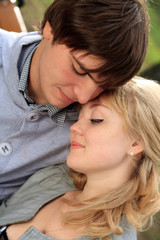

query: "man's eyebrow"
xmin=71 ymin=54 xmax=96 ymax=81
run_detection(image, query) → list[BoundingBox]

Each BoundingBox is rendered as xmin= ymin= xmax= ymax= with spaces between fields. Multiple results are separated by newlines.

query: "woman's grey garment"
xmin=0 ymin=164 xmax=137 ymax=240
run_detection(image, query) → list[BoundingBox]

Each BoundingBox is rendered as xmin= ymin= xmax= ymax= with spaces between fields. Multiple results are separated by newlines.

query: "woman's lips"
xmin=59 ymin=88 xmax=75 ymax=104
xmin=70 ymin=141 xmax=85 ymax=149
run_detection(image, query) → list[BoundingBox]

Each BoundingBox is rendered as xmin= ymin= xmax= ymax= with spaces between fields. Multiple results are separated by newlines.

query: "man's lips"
xmin=59 ymin=88 xmax=75 ymax=104
xmin=70 ymin=141 xmax=85 ymax=149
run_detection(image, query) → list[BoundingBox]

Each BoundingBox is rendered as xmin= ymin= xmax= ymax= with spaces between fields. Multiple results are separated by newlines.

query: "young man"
xmin=0 ymin=0 xmax=149 ymax=201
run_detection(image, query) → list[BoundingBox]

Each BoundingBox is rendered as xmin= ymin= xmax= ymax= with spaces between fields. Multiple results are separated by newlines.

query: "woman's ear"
xmin=43 ymin=21 xmax=53 ymax=40
xmin=128 ymin=140 xmax=144 ymax=156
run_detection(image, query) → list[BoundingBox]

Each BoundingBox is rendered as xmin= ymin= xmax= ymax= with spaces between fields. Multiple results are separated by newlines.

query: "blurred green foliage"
xmin=20 ymin=0 xmax=53 ymax=31
xmin=140 ymin=0 xmax=160 ymax=82
xmin=138 ymin=213 xmax=160 ymax=240
xmin=142 ymin=0 xmax=160 ymax=70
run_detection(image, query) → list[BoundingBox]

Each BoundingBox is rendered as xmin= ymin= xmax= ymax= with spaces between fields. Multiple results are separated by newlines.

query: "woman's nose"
xmin=70 ymin=119 xmax=83 ymax=136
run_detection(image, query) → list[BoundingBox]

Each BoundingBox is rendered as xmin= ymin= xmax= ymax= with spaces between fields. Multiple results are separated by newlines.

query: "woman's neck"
xmin=72 ymin=166 xmax=133 ymax=202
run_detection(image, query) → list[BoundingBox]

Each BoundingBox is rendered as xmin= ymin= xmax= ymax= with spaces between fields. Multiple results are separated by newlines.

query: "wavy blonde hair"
xmin=63 ymin=77 xmax=160 ymax=238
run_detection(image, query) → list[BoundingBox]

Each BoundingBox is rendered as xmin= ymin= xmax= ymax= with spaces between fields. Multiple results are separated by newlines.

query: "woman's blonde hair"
xmin=63 ymin=77 xmax=160 ymax=238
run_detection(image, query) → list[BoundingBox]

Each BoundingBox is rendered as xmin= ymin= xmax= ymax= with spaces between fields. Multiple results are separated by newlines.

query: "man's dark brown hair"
xmin=41 ymin=0 xmax=149 ymax=89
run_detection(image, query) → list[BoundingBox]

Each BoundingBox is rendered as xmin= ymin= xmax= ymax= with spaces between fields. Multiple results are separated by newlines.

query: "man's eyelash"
xmin=72 ymin=64 xmax=86 ymax=76
xmin=90 ymin=119 xmax=104 ymax=124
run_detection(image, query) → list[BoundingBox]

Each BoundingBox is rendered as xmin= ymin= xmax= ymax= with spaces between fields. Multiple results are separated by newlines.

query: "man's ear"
xmin=128 ymin=140 xmax=144 ymax=156
xmin=43 ymin=21 xmax=53 ymax=40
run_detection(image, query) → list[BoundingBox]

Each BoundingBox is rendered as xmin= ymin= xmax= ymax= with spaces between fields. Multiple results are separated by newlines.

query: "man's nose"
xmin=73 ymin=83 xmax=101 ymax=104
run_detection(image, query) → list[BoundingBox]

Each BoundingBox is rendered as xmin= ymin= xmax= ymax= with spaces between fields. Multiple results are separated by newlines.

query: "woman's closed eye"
xmin=90 ymin=119 xmax=104 ymax=124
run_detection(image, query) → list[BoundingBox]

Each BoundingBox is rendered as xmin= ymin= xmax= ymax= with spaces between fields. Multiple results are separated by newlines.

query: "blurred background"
xmin=0 ymin=0 xmax=160 ymax=239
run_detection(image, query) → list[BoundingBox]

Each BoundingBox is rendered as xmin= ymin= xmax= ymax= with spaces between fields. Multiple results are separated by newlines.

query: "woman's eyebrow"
xmin=71 ymin=54 xmax=95 ymax=81
xmin=89 ymin=103 xmax=112 ymax=112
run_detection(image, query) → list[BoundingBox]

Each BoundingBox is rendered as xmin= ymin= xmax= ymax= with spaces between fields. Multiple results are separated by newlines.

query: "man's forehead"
xmin=70 ymin=50 xmax=104 ymax=68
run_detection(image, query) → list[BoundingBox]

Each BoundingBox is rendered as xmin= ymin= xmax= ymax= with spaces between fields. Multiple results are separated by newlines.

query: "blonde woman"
xmin=0 ymin=77 xmax=160 ymax=240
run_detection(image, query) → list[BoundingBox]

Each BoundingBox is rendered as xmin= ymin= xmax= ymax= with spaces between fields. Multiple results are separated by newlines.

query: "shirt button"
xmin=27 ymin=112 xmax=39 ymax=121
xmin=0 ymin=142 xmax=12 ymax=157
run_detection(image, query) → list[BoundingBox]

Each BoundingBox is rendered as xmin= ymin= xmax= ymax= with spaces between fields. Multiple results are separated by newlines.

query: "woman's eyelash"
xmin=72 ymin=64 xmax=86 ymax=76
xmin=90 ymin=119 xmax=104 ymax=124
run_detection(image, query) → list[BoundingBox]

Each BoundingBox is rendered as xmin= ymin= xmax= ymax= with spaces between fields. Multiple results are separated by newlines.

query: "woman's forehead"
xmin=80 ymin=95 xmax=112 ymax=112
